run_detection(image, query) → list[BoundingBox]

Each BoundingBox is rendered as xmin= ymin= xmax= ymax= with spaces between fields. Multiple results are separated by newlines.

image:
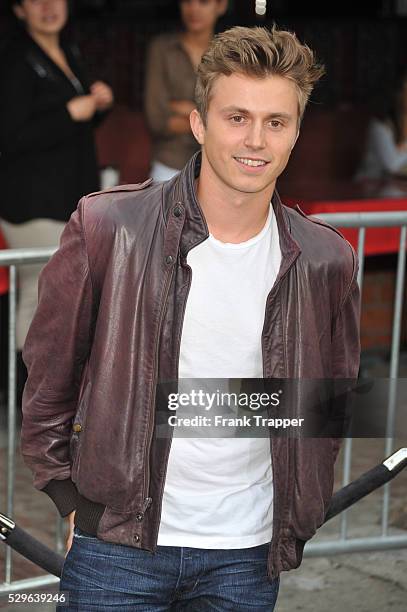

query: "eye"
xmin=230 ymin=115 xmax=245 ymax=124
xmin=269 ymin=120 xmax=283 ymax=129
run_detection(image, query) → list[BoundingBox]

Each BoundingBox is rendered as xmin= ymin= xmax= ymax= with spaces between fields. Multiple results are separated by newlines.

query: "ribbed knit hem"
xmin=74 ymin=493 xmax=105 ymax=535
xmin=41 ymin=478 xmax=78 ymax=517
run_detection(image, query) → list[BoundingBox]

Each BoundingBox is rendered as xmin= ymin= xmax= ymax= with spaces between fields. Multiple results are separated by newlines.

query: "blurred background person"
xmin=0 ymin=0 xmax=113 ymax=402
xmin=355 ymin=71 xmax=407 ymax=180
xmin=144 ymin=0 xmax=227 ymax=181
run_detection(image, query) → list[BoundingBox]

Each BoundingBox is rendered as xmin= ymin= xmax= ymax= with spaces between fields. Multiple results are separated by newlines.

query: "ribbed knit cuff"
xmin=75 ymin=493 xmax=105 ymax=536
xmin=42 ymin=478 xmax=78 ymax=517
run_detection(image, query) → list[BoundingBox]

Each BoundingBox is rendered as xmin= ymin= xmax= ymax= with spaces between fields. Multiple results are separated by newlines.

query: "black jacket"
xmin=0 ymin=30 xmax=101 ymax=224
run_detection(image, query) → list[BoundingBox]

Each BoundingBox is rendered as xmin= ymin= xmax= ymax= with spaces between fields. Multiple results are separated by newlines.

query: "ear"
xmin=217 ymin=0 xmax=228 ymax=18
xmin=13 ymin=4 xmax=26 ymax=20
xmin=190 ymin=109 xmax=206 ymax=146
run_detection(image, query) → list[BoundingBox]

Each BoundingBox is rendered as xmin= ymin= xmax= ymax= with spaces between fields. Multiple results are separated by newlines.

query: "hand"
xmin=66 ymin=95 xmax=97 ymax=122
xmin=169 ymin=100 xmax=195 ymax=118
xmin=90 ymin=81 xmax=114 ymax=112
xmin=65 ymin=510 xmax=76 ymax=557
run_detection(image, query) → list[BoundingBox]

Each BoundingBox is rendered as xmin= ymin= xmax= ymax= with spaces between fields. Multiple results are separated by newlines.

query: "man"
xmin=21 ymin=25 xmax=360 ymax=611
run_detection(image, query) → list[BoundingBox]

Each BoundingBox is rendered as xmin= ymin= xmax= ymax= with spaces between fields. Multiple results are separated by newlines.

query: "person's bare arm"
xmin=169 ymin=100 xmax=195 ymax=118
xmin=0 ymin=58 xmax=78 ymax=154
xmin=66 ymin=95 xmax=97 ymax=122
xmin=167 ymin=115 xmax=192 ymax=134
xmin=165 ymin=100 xmax=195 ymax=134
xmin=144 ymin=38 xmax=194 ymax=137
xmin=90 ymin=81 xmax=114 ymax=112
xmin=396 ymin=140 xmax=407 ymax=153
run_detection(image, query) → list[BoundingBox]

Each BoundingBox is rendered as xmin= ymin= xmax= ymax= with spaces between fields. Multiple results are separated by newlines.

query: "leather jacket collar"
xmin=163 ymin=151 xmax=301 ymax=274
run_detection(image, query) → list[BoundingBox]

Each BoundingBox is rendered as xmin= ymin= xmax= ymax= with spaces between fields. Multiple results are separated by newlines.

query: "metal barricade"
xmin=306 ymin=211 xmax=407 ymax=557
xmin=1 ymin=212 xmax=407 ymax=592
xmin=0 ymin=247 xmax=58 ymax=594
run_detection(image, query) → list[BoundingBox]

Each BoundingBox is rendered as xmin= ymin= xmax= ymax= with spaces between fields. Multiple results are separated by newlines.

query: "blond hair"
xmin=195 ymin=25 xmax=325 ymax=125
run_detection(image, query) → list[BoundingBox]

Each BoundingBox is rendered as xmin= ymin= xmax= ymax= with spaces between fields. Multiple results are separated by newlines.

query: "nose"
xmin=243 ymin=121 xmax=266 ymax=150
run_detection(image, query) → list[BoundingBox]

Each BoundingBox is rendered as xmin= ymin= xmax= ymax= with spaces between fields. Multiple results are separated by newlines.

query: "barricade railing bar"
xmin=1 ymin=212 xmax=407 ymax=592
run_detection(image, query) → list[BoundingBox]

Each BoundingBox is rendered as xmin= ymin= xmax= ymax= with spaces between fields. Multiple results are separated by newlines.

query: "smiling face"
xmin=179 ymin=0 xmax=225 ymax=35
xmin=190 ymin=72 xmax=299 ymax=200
xmin=14 ymin=0 xmax=68 ymax=37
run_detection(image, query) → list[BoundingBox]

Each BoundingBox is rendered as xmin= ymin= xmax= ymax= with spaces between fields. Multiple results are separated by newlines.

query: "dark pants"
xmin=58 ymin=527 xmax=280 ymax=611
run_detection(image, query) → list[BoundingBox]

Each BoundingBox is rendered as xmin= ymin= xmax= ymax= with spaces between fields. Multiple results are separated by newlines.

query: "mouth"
xmin=233 ymin=156 xmax=270 ymax=170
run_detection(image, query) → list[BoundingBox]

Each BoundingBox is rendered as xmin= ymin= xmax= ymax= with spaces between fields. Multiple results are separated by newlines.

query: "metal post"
xmin=5 ymin=265 xmax=17 ymax=584
xmin=0 ymin=247 xmax=55 ymax=594
xmin=356 ymin=227 xmax=366 ymax=293
xmin=340 ymin=227 xmax=366 ymax=540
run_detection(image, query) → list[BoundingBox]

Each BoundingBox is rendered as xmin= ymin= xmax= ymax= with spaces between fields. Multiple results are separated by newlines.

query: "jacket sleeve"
xmin=144 ymin=37 xmax=172 ymax=137
xmin=330 ymin=245 xmax=361 ymax=462
xmin=0 ymin=57 xmax=76 ymax=157
xmin=21 ymin=198 xmax=96 ymax=516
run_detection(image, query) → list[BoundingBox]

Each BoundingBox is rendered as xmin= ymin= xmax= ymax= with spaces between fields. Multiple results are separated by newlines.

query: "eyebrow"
xmin=221 ymin=106 xmax=293 ymax=121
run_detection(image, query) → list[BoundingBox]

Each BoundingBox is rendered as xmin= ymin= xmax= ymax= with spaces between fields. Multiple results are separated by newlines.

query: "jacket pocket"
xmin=70 ymin=381 xmax=91 ymax=481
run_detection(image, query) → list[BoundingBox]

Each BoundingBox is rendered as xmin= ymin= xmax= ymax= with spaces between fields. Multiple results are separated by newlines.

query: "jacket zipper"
xmin=149 ymin=226 xmax=208 ymax=547
xmin=151 ymin=261 xmax=193 ymax=546
xmin=141 ymin=262 xmax=176 ymax=513
xmin=141 ymin=496 xmax=153 ymax=514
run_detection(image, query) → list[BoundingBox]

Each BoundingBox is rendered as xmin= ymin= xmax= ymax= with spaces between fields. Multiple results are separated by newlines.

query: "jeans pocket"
xmin=73 ymin=526 xmax=99 ymax=541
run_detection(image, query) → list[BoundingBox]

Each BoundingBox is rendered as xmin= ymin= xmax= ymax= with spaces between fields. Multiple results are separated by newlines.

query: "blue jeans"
xmin=58 ymin=527 xmax=279 ymax=611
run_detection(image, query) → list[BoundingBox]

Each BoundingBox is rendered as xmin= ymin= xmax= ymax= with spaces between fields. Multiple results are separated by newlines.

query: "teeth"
xmin=235 ymin=157 xmax=266 ymax=167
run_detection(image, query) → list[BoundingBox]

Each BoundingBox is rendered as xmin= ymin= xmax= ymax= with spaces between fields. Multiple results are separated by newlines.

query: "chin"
xmin=231 ymin=172 xmax=273 ymax=190
xmin=187 ymin=21 xmax=207 ymax=31
xmin=229 ymin=181 xmax=269 ymax=195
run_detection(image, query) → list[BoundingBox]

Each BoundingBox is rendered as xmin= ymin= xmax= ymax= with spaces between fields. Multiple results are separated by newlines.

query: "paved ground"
xmin=277 ymin=549 xmax=407 ymax=611
xmin=0 ymin=352 xmax=406 ymax=611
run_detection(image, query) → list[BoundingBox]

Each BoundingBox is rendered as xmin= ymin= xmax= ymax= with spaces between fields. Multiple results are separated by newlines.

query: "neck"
xmin=182 ymin=28 xmax=213 ymax=50
xmin=28 ymin=30 xmax=60 ymax=55
xmin=196 ymin=154 xmax=274 ymax=244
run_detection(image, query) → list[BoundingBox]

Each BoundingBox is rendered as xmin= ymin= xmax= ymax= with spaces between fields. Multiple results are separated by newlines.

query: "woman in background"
xmin=356 ymin=73 xmax=407 ymax=180
xmin=144 ymin=0 xmax=227 ymax=181
xmin=0 ymin=0 xmax=113 ymax=399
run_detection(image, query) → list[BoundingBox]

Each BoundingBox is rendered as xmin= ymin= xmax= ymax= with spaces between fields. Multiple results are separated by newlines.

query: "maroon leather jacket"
xmin=21 ymin=152 xmax=360 ymax=579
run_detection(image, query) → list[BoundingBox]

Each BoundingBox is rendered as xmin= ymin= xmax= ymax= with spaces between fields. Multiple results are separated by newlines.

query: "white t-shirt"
xmin=157 ymin=204 xmax=281 ymax=548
